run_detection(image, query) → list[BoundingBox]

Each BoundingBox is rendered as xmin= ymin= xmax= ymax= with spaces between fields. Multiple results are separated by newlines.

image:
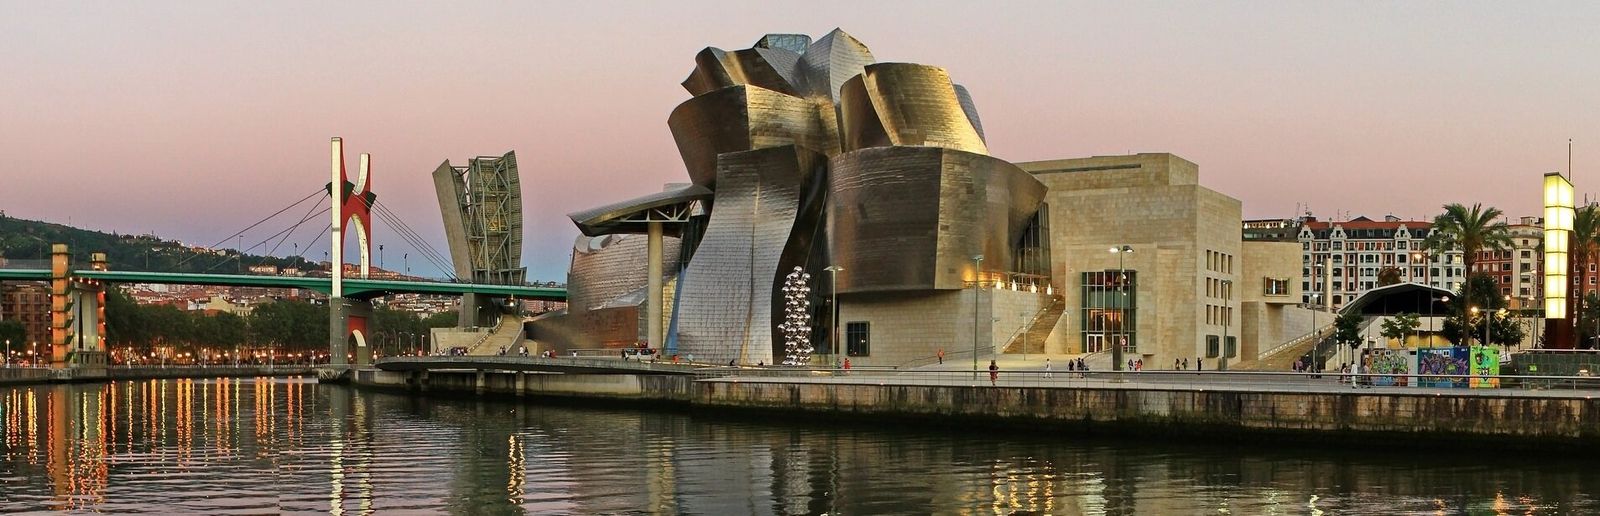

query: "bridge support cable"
xmin=201 ymin=204 xmax=331 ymax=274
xmin=367 ymin=201 xmax=457 ymax=281
xmin=173 ymin=188 xmax=326 ymax=269
xmin=358 ymin=197 xmax=457 ymax=281
xmin=295 ymin=223 xmax=331 ymax=262
xmin=265 ymin=193 xmax=331 ymax=258
xmin=369 ymin=199 xmax=455 ymax=278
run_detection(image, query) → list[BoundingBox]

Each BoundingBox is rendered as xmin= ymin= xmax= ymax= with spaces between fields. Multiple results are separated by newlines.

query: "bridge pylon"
xmin=328 ymin=137 xmax=376 ymax=367
xmin=45 ymin=245 xmax=108 ymax=370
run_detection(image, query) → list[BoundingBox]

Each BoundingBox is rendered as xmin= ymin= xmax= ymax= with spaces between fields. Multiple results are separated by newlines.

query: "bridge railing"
xmin=0 ymin=259 xmax=49 ymax=269
xmin=688 ymin=367 xmax=1600 ymax=396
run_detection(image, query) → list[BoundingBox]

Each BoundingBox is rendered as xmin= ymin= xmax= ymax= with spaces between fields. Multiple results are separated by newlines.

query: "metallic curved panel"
xmin=668 ymin=85 xmax=838 ymax=188
xmin=754 ymin=33 xmax=811 ymax=54
xmin=798 ymin=28 xmax=875 ymax=103
xmin=675 ymin=146 xmax=826 ymax=365
xmin=432 ymin=151 xmax=526 ymax=285
xmin=681 ymin=47 xmax=805 ymax=97
xmin=952 ymin=84 xmax=985 ymax=142
xmin=567 ymin=183 xmax=712 ymax=236
xmin=566 ymin=234 xmax=682 ymax=313
xmin=836 ymin=74 xmax=891 ymax=151
xmin=827 ymin=147 xmax=1043 ymax=294
xmin=839 ymin=63 xmax=988 ymax=155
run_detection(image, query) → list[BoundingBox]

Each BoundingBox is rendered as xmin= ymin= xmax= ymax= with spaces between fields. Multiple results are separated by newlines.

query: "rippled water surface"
xmin=2 ymin=377 xmax=1599 ymax=514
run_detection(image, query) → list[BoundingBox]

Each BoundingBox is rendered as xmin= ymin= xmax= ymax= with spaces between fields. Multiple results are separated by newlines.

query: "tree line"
xmin=103 ymin=287 xmax=456 ymax=359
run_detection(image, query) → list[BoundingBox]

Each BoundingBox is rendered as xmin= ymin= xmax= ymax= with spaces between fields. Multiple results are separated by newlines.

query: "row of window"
xmin=1205 ymin=305 xmax=1231 ymax=326
xmin=1204 ymin=277 xmax=1232 ymax=300
xmin=1304 ymin=253 xmax=1458 ymax=265
xmin=1303 ymin=240 xmax=1418 ymax=252
xmin=1305 ymin=267 xmax=1462 ymax=278
xmin=1206 ymin=250 xmax=1233 ymax=274
xmin=1205 ymin=335 xmax=1237 ymax=359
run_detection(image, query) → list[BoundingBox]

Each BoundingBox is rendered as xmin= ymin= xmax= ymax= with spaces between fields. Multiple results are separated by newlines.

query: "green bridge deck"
xmin=0 ymin=269 xmax=565 ymax=300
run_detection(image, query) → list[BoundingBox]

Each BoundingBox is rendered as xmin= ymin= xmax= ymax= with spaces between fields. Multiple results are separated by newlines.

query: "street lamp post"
xmin=1021 ymin=310 xmax=1030 ymax=362
xmin=1432 ymin=295 xmax=1449 ymax=347
xmin=1220 ymin=279 xmax=1231 ymax=371
xmin=824 ymin=265 xmax=844 ymax=366
xmin=1309 ymin=293 xmax=1322 ymax=373
xmin=972 ymin=255 xmax=984 ymax=378
xmin=1413 ymin=252 xmax=1431 ymax=288
xmin=1109 ymin=246 xmax=1134 ymax=371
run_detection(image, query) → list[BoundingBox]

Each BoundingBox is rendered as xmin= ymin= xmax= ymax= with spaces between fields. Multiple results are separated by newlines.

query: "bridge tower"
xmin=329 ymin=137 xmax=376 ymax=367
xmin=46 ymin=246 xmax=108 ymax=370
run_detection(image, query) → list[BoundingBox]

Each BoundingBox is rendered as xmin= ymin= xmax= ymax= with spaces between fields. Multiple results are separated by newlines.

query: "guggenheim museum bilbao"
xmin=528 ymin=29 xmax=1308 ymax=368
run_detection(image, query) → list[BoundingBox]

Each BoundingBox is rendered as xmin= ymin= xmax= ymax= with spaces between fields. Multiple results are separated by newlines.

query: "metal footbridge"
xmin=0 ymin=269 xmax=566 ymax=301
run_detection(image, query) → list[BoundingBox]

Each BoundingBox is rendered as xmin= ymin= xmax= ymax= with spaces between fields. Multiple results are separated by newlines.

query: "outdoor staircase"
xmin=466 ymin=315 xmax=527 ymax=356
xmin=1002 ymin=296 xmax=1064 ymax=355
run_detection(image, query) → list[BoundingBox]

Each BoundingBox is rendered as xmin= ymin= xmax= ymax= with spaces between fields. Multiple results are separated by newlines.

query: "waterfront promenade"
xmin=351 ymin=356 xmax=1600 ymax=450
xmin=0 ymin=365 xmax=314 ymax=385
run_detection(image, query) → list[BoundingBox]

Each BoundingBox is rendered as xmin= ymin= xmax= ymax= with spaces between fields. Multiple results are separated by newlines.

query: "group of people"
xmin=1171 ymin=358 xmax=1205 ymax=370
xmin=495 ymin=345 xmax=530 ymax=357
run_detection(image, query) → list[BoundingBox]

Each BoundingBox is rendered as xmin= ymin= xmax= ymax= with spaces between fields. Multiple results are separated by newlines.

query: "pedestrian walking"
xmin=1182 ymin=358 xmax=1189 ymax=370
xmin=843 ymin=358 xmax=852 ymax=373
xmin=1174 ymin=358 xmax=1181 ymax=370
xmin=1044 ymin=358 xmax=1053 ymax=379
xmin=1197 ymin=357 xmax=1204 ymax=371
xmin=988 ymin=360 xmax=999 ymax=386
xmin=937 ymin=348 xmax=945 ymax=365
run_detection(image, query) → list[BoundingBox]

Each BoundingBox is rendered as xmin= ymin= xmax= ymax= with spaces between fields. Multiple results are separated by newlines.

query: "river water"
xmin=0 ymin=377 xmax=1596 ymax=515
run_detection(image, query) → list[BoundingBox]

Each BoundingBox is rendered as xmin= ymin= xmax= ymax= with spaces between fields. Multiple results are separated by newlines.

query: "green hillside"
xmin=0 ymin=213 xmax=320 ymax=273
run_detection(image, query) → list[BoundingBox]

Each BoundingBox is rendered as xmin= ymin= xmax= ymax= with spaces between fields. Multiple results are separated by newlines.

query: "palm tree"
xmin=1423 ymin=203 xmax=1512 ymax=344
xmin=1570 ymin=205 xmax=1600 ymax=347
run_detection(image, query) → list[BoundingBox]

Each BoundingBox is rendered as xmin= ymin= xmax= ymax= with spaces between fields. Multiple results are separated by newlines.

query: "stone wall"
xmin=1020 ymin=153 xmax=1242 ymax=366
xmin=835 ymin=288 xmax=1047 ymax=367
xmin=350 ymin=371 xmax=1600 ymax=447
xmin=692 ymin=380 xmax=1600 ymax=444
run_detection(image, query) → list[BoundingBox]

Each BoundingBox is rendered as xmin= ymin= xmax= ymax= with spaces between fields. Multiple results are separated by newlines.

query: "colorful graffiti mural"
xmin=1470 ymin=346 xmax=1501 ymax=388
xmin=1368 ymin=349 xmax=1411 ymax=386
xmin=1418 ymin=347 xmax=1468 ymax=388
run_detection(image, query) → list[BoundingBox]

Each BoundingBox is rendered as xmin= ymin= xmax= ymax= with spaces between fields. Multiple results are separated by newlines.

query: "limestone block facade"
xmin=1017 ymin=153 xmax=1242 ymax=368
xmin=835 ymin=288 xmax=1046 ymax=367
xmin=1239 ymin=241 xmax=1305 ymax=360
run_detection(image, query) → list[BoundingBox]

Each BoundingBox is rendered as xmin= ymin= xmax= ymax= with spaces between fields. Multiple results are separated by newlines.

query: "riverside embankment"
xmin=0 ymin=365 xmax=314 ymax=385
xmin=352 ymin=367 xmax=1600 ymax=450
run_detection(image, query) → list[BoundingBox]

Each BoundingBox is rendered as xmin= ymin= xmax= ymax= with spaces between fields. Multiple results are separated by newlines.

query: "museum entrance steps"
xmin=1231 ymin=321 xmax=1339 ymax=371
xmin=1002 ymin=296 xmax=1064 ymax=355
xmin=466 ymin=315 xmax=528 ymax=356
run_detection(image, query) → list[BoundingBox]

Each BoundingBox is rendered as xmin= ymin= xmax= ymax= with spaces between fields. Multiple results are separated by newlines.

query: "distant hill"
xmin=0 ymin=213 xmax=320 ymax=274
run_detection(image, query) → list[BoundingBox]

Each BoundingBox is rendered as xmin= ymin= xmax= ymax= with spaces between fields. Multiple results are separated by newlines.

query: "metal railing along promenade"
xmin=689 ymin=367 xmax=1600 ymax=398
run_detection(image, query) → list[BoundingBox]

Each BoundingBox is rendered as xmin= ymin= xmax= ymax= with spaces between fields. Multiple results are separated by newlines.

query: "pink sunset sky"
xmin=2 ymin=2 xmax=1597 ymax=281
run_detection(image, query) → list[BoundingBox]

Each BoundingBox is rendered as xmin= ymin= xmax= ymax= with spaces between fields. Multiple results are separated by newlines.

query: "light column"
xmin=647 ymin=221 xmax=664 ymax=350
xmin=1544 ymin=172 xmax=1574 ymax=348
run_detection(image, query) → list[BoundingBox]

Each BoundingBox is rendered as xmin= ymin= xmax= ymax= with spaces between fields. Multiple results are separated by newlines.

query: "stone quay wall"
xmin=0 ymin=366 xmax=314 ymax=386
xmin=352 ymin=371 xmax=1600 ymax=448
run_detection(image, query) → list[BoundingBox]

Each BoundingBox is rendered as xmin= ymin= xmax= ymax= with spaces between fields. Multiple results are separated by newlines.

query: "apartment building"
xmin=1295 ymin=216 xmax=1463 ymax=310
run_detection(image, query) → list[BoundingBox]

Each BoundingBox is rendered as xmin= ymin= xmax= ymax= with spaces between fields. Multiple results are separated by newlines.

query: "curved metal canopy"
xmin=567 ymin=183 xmax=711 ymax=237
xmin=1337 ymin=282 xmax=1455 ymax=316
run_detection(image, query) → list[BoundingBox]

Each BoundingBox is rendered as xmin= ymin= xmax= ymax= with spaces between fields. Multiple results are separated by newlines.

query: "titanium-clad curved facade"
xmin=567 ymin=234 xmax=683 ymax=313
xmin=559 ymin=29 xmax=1050 ymax=364
xmin=838 ymin=64 xmax=988 ymax=155
xmin=797 ymin=29 xmax=875 ymax=103
xmin=674 ymin=146 xmax=827 ymax=364
xmin=827 ymin=147 xmax=1044 ymax=293
xmin=668 ymin=85 xmax=839 ymax=188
